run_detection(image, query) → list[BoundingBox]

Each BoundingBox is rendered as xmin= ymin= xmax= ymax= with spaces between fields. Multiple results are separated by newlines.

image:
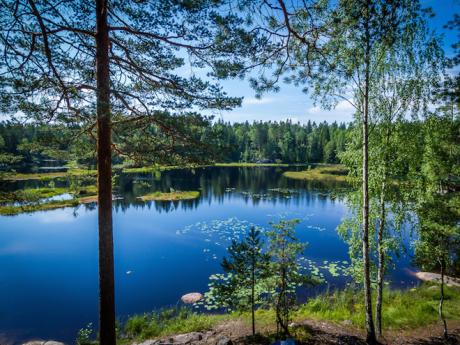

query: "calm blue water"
xmin=0 ymin=167 xmax=418 ymax=344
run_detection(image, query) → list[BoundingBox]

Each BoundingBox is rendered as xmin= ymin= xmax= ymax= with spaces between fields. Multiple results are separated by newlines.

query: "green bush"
xmin=123 ymin=307 xmax=225 ymax=341
xmin=124 ymin=315 xmax=150 ymax=337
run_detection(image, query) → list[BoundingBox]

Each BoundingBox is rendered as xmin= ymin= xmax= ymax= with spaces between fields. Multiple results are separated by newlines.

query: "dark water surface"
xmin=0 ymin=167 xmax=418 ymax=344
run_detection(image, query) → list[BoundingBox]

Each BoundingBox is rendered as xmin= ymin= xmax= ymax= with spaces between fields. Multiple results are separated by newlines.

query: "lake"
xmin=0 ymin=167 xmax=419 ymax=344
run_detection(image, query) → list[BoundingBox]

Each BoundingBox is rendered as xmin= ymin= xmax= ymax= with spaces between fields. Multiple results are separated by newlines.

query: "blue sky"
xmin=213 ymin=0 xmax=460 ymax=125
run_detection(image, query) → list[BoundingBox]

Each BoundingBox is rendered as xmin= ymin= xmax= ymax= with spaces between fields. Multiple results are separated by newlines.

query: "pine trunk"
xmin=95 ymin=0 xmax=116 ymax=344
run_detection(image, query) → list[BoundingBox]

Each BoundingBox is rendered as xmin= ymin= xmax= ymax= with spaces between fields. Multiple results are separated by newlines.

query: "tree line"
xmin=0 ymin=119 xmax=349 ymax=168
xmin=214 ymin=120 xmax=348 ymax=164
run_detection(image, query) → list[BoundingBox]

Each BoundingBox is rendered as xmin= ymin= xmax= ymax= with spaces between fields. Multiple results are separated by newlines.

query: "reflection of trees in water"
xmin=1 ymin=167 xmax=350 ymax=213
xmin=113 ymin=197 xmax=201 ymax=213
xmin=112 ymin=167 xmax=350 ymax=213
xmin=3 ymin=175 xmax=96 ymax=192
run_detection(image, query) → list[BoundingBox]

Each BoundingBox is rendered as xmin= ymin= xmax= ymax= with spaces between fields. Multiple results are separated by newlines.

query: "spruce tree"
xmin=220 ymin=227 xmax=271 ymax=335
xmin=267 ymin=219 xmax=306 ymax=339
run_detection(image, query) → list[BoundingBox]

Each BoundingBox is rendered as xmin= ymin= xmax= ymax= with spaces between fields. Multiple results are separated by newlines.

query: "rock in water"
xmin=181 ymin=292 xmax=203 ymax=304
xmin=413 ymin=271 xmax=460 ymax=287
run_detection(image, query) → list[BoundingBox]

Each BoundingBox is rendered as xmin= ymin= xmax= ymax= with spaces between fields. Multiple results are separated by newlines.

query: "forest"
xmin=0 ymin=1 xmax=459 ymax=345
xmin=0 ymin=120 xmax=348 ymax=168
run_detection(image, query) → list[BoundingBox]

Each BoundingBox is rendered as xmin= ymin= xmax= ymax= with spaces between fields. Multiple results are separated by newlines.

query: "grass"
xmin=283 ymin=164 xmax=349 ymax=182
xmin=215 ymin=163 xmax=297 ymax=167
xmin=3 ymin=163 xmax=304 ymax=181
xmin=121 ymin=164 xmax=211 ymax=173
xmin=0 ymin=185 xmax=98 ymax=215
xmin=112 ymin=283 xmax=460 ymax=345
xmin=0 ymin=195 xmax=99 ymax=215
xmin=122 ymin=162 xmax=301 ymax=173
xmin=123 ymin=307 xmax=228 ymax=341
xmin=3 ymin=168 xmax=97 ymax=181
xmin=0 ymin=187 xmax=69 ymax=203
xmin=0 ymin=199 xmax=81 ymax=215
xmin=138 ymin=190 xmax=200 ymax=201
xmin=294 ymin=283 xmax=460 ymax=330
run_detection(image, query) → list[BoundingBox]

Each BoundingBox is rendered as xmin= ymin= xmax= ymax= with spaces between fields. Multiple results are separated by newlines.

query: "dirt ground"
xmin=213 ymin=319 xmax=460 ymax=345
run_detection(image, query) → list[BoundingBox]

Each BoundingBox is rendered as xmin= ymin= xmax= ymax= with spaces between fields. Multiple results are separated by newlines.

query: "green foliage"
xmin=202 ymin=220 xmax=314 ymax=338
xmin=267 ymin=219 xmax=308 ymax=338
xmin=119 ymin=284 xmax=460 ymax=343
xmin=76 ymin=323 xmax=95 ymax=345
xmin=0 ymin=120 xmax=350 ymax=169
xmin=415 ymin=110 xmax=460 ymax=278
xmin=123 ymin=307 xmax=225 ymax=340
xmin=295 ymin=284 xmax=460 ymax=330
xmin=212 ymin=120 xmax=348 ymax=164
xmin=0 ymin=187 xmax=67 ymax=203
xmin=283 ymin=165 xmax=348 ymax=182
xmin=201 ymin=228 xmax=272 ymax=315
xmin=0 ymin=184 xmax=97 ymax=215
xmin=139 ymin=191 xmax=200 ymax=201
xmin=216 ymin=227 xmax=271 ymax=316
xmin=0 ymin=199 xmax=81 ymax=216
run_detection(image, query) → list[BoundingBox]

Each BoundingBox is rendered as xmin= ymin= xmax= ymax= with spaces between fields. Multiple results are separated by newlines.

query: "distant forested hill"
xmin=0 ymin=119 xmax=350 ymax=169
xmin=212 ymin=120 xmax=349 ymax=164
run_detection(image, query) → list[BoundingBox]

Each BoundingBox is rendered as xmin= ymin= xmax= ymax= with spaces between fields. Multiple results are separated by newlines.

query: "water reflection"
xmin=0 ymin=167 xmax=417 ymax=344
xmin=110 ymin=166 xmax=349 ymax=213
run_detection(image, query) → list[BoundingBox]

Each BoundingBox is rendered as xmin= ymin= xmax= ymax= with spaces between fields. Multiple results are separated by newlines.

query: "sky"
xmin=213 ymin=0 xmax=460 ymax=125
xmin=1 ymin=1 xmax=458 ymax=124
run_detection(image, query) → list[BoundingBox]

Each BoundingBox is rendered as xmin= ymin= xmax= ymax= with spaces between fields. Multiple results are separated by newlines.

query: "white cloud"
xmin=305 ymin=100 xmax=354 ymax=123
xmin=336 ymin=100 xmax=355 ymax=111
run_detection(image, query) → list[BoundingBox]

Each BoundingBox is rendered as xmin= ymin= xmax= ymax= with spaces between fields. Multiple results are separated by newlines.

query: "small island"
xmin=138 ymin=191 xmax=200 ymax=201
xmin=283 ymin=165 xmax=349 ymax=182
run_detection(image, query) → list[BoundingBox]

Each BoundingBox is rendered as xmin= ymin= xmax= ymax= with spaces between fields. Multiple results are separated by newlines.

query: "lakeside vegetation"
xmin=3 ymin=168 xmax=97 ymax=181
xmin=296 ymin=284 xmax=460 ymax=330
xmin=0 ymin=163 xmax=342 ymax=215
xmin=138 ymin=191 xmax=200 ymax=201
xmin=0 ymin=185 xmax=98 ymax=216
xmin=2 ymin=162 xmax=304 ymax=182
xmin=103 ymin=283 xmax=460 ymax=344
xmin=283 ymin=165 xmax=349 ymax=182
xmin=0 ymin=121 xmax=348 ymax=174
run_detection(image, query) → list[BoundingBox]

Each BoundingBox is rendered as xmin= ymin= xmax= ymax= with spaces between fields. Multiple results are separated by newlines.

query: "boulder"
xmin=181 ymin=292 xmax=203 ymax=304
xmin=288 ymin=322 xmax=299 ymax=328
xmin=341 ymin=319 xmax=353 ymax=326
xmin=412 ymin=271 xmax=460 ymax=287
xmin=171 ymin=332 xmax=203 ymax=344
xmin=216 ymin=336 xmax=232 ymax=345
xmin=134 ymin=340 xmax=160 ymax=345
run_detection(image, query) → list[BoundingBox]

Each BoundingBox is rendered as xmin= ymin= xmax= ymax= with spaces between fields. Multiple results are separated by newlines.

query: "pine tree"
xmin=0 ymin=2 xmax=260 ymax=342
xmin=220 ymin=227 xmax=271 ymax=335
xmin=267 ymin=219 xmax=306 ymax=339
